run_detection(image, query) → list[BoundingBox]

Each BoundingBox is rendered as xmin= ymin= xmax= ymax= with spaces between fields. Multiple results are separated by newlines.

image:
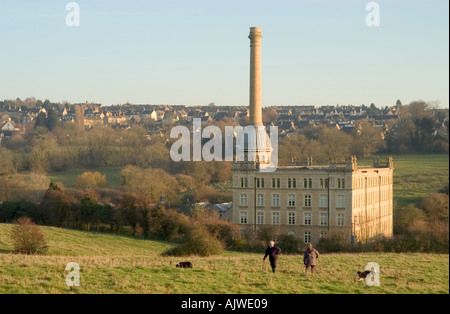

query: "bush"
xmin=163 ymin=224 xmax=224 ymax=257
xmin=148 ymin=207 xmax=193 ymax=242
xmin=196 ymin=215 xmax=244 ymax=249
xmin=277 ymin=234 xmax=304 ymax=254
xmin=11 ymin=217 xmax=48 ymax=255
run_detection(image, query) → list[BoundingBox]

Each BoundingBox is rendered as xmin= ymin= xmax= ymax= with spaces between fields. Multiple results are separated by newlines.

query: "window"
xmin=304 ymin=212 xmax=312 ymax=225
xmin=256 ymin=194 xmax=264 ymax=207
xmin=272 ymin=194 xmax=280 ymax=207
xmin=320 ymin=178 xmax=329 ymax=189
xmin=304 ymin=194 xmax=312 ymax=207
xmin=337 ymin=178 xmax=345 ymax=189
xmin=320 ymin=212 xmax=328 ymax=226
xmin=288 ymin=230 xmax=295 ymax=236
xmin=272 ymin=178 xmax=280 ymax=188
xmin=304 ymin=178 xmax=312 ymax=189
xmin=288 ymin=194 xmax=296 ymax=207
xmin=272 ymin=212 xmax=280 ymax=225
xmin=257 ymin=212 xmax=264 ymax=225
xmin=337 ymin=213 xmax=345 ymax=226
xmin=256 ymin=178 xmax=265 ymax=188
xmin=288 ymin=178 xmax=296 ymax=189
xmin=320 ymin=195 xmax=328 ymax=208
xmin=337 ymin=195 xmax=345 ymax=208
xmin=288 ymin=212 xmax=296 ymax=225
xmin=304 ymin=231 xmax=311 ymax=244
xmin=240 ymin=211 xmax=248 ymax=224
xmin=240 ymin=177 xmax=248 ymax=188
xmin=320 ymin=231 xmax=327 ymax=239
xmin=240 ymin=193 xmax=248 ymax=206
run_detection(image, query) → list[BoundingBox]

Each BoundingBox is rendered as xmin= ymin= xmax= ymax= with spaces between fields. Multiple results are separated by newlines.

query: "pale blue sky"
xmin=0 ymin=0 xmax=448 ymax=108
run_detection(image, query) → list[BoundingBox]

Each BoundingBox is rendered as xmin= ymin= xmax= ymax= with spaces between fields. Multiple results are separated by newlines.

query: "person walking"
xmin=263 ymin=241 xmax=281 ymax=273
xmin=303 ymin=243 xmax=319 ymax=276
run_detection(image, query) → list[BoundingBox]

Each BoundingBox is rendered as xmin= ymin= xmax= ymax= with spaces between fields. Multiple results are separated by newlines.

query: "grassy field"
xmin=0 ymin=224 xmax=448 ymax=294
xmin=359 ymin=154 xmax=449 ymax=207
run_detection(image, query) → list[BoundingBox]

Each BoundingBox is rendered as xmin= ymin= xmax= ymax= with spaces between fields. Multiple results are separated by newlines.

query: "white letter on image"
xmin=366 ymin=2 xmax=380 ymax=27
xmin=365 ymin=262 xmax=380 ymax=287
xmin=170 ymin=126 xmax=191 ymax=162
xmin=202 ymin=126 xmax=222 ymax=162
xmin=66 ymin=2 xmax=80 ymax=27
xmin=65 ymin=262 xmax=80 ymax=287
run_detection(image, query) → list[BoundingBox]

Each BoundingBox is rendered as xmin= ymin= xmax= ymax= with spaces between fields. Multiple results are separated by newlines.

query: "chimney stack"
xmin=249 ymin=27 xmax=263 ymax=126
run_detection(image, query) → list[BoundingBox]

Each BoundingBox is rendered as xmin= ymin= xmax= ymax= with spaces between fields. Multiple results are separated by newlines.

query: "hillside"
xmin=0 ymin=224 xmax=448 ymax=294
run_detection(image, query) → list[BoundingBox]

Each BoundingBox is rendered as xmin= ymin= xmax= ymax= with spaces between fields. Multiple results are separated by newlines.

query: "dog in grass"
xmin=356 ymin=270 xmax=374 ymax=281
xmin=176 ymin=262 xmax=193 ymax=268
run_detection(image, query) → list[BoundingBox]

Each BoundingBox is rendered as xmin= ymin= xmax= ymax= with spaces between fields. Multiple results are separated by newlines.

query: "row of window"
xmin=241 ymin=177 xmax=345 ymax=189
xmin=353 ymin=190 xmax=391 ymax=207
xmin=239 ymin=211 xmax=345 ymax=226
xmin=354 ymin=221 xmax=392 ymax=239
xmin=354 ymin=176 xmax=391 ymax=189
xmin=354 ymin=205 xmax=392 ymax=223
xmin=240 ymin=193 xmax=346 ymax=208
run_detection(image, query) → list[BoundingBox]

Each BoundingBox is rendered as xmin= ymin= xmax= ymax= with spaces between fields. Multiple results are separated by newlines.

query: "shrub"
xmin=277 ymin=234 xmax=304 ymax=254
xmin=196 ymin=215 xmax=244 ymax=249
xmin=163 ymin=224 xmax=224 ymax=257
xmin=11 ymin=217 xmax=48 ymax=255
xmin=148 ymin=207 xmax=193 ymax=242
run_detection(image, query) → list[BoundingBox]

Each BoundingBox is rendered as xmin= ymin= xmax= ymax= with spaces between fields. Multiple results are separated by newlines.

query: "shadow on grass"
xmin=0 ymin=248 xmax=14 ymax=254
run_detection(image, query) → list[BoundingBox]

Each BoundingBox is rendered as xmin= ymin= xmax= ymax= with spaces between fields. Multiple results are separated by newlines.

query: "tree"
xmin=38 ymin=183 xmax=74 ymax=227
xmin=34 ymin=112 xmax=47 ymax=129
xmin=421 ymin=193 xmax=449 ymax=223
xmin=351 ymin=120 xmax=385 ymax=157
xmin=46 ymin=108 xmax=59 ymax=131
xmin=317 ymin=127 xmax=352 ymax=162
xmin=394 ymin=204 xmax=426 ymax=234
xmin=412 ymin=116 xmax=435 ymax=152
xmin=121 ymin=166 xmax=180 ymax=204
xmin=0 ymin=147 xmax=15 ymax=176
xmin=407 ymin=101 xmax=431 ymax=119
xmin=117 ymin=193 xmax=139 ymax=236
xmin=74 ymin=171 xmax=107 ymax=190
xmin=263 ymin=108 xmax=278 ymax=124
xmin=278 ymin=134 xmax=324 ymax=165
xmin=42 ymin=99 xmax=52 ymax=109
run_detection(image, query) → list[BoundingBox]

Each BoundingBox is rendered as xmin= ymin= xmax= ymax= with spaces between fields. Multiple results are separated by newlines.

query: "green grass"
xmin=0 ymin=224 xmax=448 ymax=294
xmin=48 ymin=167 xmax=123 ymax=188
xmin=359 ymin=154 xmax=449 ymax=207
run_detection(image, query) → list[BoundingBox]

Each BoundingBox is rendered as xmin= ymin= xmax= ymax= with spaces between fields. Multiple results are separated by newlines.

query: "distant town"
xmin=1 ymin=98 xmax=448 ymax=143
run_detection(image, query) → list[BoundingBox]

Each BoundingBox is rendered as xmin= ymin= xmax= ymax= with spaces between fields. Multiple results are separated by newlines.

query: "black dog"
xmin=356 ymin=270 xmax=373 ymax=280
xmin=176 ymin=262 xmax=193 ymax=268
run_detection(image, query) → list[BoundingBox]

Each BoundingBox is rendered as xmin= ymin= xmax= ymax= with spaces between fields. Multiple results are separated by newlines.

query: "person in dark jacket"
xmin=263 ymin=241 xmax=281 ymax=273
xmin=303 ymin=243 xmax=319 ymax=276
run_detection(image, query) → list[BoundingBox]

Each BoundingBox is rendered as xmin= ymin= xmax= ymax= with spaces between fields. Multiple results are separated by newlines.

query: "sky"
xmin=0 ymin=0 xmax=448 ymax=108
